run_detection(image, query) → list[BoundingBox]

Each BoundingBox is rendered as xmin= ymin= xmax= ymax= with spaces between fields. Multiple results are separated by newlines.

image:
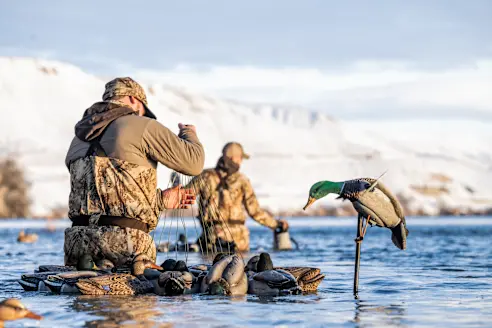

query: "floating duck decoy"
xmin=188 ymin=264 xmax=210 ymax=277
xmin=43 ymin=256 xmax=115 ymax=294
xmin=156 ymin=234 xmax=200 ymax=253
xmin=148 ymin=259 xmax=198 ymax=295
xmin=45 ymin=271 xmax=101 ymax=294
xmin=18 ymin=254 xmax=103 ymax=292
xmin=35 ymin=265 xmax=75 ymax=273
xmin=246 ymin=253 xmax=301 ymax=296
xmin=279 ymin=267 xmax=325 ymax=292
xmin=0 ymin=298 xmax=42 ymax=327
xmin=18 ymin=271 xmax=57 ymax=292
xmin=75 ymin=254 xmax=162 ymax=295
xmin=200 ymin=254 xmax=248 ymax=296
xmin=35 ymin=257 xmax=113 ymax=273
xmin=245 ymin=254 xmax=324 ymax=293
xmin=303 ymin=177 xmax=409 ymax=298
xmin=17 ymin=230 xmax=38 ymax=243
xmin=154 ymin=271 xmax=196 ymax=296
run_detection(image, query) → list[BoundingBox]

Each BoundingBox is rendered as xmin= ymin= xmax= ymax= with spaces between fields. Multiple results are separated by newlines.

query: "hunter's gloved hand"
xmin=161 ymin=184 xmax=196 ymax=209
xmin=276 ymin=219 xmax=289 ymax=232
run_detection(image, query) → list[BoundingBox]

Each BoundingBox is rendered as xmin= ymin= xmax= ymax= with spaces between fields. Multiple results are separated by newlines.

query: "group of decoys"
xmin=8 ymin=175 xmax=409 ymax=325
xmin=17 ymin=252 xmax=325 ymax=298
xmin=156 ymin=233 xmax=200 ymax=253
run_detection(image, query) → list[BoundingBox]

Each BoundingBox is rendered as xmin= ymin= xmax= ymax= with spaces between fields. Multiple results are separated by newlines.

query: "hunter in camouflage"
xmin=187 ymin=142 xmax=288 ymax=252
xmin=64 ymin=77 xmax=205 ymax=267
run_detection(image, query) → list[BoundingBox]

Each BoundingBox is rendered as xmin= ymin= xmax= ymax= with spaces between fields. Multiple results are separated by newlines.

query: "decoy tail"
xmin=390 ymin=222 xmax=409 ymax=250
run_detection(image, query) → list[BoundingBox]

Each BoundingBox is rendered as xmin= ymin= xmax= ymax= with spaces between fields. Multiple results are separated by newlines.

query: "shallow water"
xmin=1 ymin=217 xmax=491 ymax=327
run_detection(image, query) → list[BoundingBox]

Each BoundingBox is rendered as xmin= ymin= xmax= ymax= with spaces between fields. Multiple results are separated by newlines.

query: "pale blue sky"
xmin=1 ymin=0 xmax=491 ymax=119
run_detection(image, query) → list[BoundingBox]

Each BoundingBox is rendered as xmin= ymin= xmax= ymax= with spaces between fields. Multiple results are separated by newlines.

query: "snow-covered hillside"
xmin=1 ymin=56 xmax=492 ymax=217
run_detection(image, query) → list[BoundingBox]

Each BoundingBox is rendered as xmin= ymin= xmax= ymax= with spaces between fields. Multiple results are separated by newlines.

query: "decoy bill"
xmin=304 ymin=177 xmax=409 ymax=298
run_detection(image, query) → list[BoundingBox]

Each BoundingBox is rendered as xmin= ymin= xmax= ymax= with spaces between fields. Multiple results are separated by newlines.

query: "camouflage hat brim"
xmin=242 ymin=153 xmax=250 ymax=159
xmin=143 ymin=103 xmax=157 ymax=120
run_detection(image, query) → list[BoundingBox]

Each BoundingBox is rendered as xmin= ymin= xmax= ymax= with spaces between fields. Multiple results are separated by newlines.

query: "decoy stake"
xmin=353 ymin=214 xmax=370 ymax=299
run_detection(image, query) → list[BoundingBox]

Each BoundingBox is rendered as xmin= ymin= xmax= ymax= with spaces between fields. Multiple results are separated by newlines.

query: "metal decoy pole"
xmin=353 ymin=213 xmax=363 ymax=299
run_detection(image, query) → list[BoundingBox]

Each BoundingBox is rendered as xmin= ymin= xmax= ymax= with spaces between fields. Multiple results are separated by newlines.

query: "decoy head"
xmin=77 ymin=254 xmax=99 ymax=271
xmin=257 ymin=253 xmax=274 ymax=272
xmin=208 ymin=278 xmax=230 ymax=296
xmin=160 ymin=259 xmax=177 ymax=271
xmin=303 ymin=180 xmax=344 ymax=210
xmin=178 ymin=233 xmax=187 ymax=244
xmin=163 ymin=276 xmax=186 ymax=296
xmin=173 ymin=260 xmax=188 ymax=272
xmin=0 ymin=298 xmax=42 ymax=322
xmin=132 ymin=254 xmax=163 ymax=276
xmin=213 ymin=252 xmax=229 ymax=265
xmin=96 ymin=259 xmax=115 ymax=270
xmin=245 ymin=255 xmax=260 ymax=272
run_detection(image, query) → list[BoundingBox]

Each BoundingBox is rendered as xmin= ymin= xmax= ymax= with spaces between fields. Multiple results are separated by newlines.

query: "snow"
xmin=1 ymin=56 xmax=492 ymax=216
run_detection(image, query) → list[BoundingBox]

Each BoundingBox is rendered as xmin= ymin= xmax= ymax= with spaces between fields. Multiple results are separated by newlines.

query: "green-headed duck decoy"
xmin=304 ymin=177 xmax=409 ymax=298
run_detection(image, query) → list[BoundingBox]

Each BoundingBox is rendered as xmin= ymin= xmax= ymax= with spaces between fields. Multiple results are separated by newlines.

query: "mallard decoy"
xmin=279 ymin=267 xmax=325 ymax=292
xmin=245 ymin=254 xmax=325 ymax=293
xmin=303 ymin=178 xmax=408 ymax=249
xmin=43 ymin=257 xmax=115 ymax=294
xmin=188 ymin=264 xmax=210 ymax=278
xmin=155 ymin=271 xmax=196 ymax=296
xmin=35 ymin=256 xmax=114 ymax=273
xmin=303 ymin=177 xmax=409 ymax=298
xmin=148 ymin=259 xmax=198 ymax=295
xmin=0 ymin=299 xmax=42 ymax=327
xmin=75 ymin=254 xmax=162 ymax=295
xmin=44 ymin=271 xmax=101 ymax=294
xmin=18 ymin=254 xmax=102 ymax=291
xmin=17 ymin=271 xmax=56 ymax=292
xmin=17 ymin=230 xmax=38 ymax=243
xmin=200 ymin=254 xmax=248 ymax=296
xmin=246 ymin=253 xmax=301 ymax=296
xmin=37 ymin=255 xmax=113 ymax=273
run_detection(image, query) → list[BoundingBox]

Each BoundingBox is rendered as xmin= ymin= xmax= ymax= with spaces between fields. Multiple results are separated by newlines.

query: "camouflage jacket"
xmin=66 ymin=101 xmax=205 ymax=231
xmin=186 ymin=168 xmax=278 ymax=229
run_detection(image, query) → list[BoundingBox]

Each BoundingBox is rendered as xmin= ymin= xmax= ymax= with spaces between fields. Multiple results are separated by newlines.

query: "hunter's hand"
xmin=277 ymin=219 xmax=289 ymax=232
xmin=161 ymin=184 xmax=196 ymax=209
xmin=178 ymin=123 xmax=196 ymax=134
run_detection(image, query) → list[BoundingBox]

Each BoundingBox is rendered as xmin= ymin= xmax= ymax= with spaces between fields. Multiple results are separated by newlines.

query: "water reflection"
xmin=70 ymin=295 xmax=172 ymax=328
xmin=353 ymin=299 xmax=407 ymax=327
xmin=247 ymin=293 xmax=323 ymax=305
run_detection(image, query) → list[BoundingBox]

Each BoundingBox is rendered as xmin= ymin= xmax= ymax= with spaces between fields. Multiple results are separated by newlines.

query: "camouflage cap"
xmin=222 ymin=142 xmax=250 ymax=159
xmin=102 ymin=77 xmax=157 ymax=119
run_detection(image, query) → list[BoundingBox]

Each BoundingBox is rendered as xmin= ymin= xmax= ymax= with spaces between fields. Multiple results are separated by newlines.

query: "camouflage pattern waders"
xmin=64 ymin=154 xmax=162 ymax=266
xmin=64 ymin=225 xmax=156 ymax=267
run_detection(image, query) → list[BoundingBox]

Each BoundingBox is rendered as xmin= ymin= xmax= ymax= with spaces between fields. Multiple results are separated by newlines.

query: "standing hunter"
xmin=64 ymin=77 xmax=204 ymax=267
xmin=187 ymin=142 xmax=289 ymax=252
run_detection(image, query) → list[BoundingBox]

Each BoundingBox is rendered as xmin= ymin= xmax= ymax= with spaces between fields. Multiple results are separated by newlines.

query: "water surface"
xmin=1 ymin=217 xmax=491 ymax=327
